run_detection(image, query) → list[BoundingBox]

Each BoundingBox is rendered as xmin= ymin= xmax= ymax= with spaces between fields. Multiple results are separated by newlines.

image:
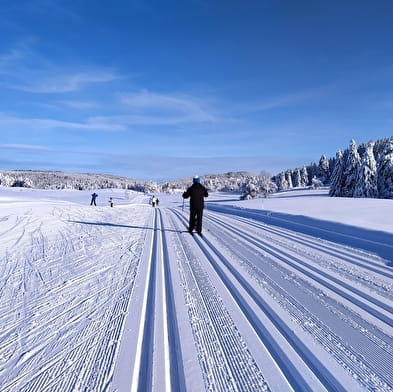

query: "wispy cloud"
xmin=253 ymin=91 xmax=314 ymax=111
xmin=120 ymin=90 xmax=217 ymax=124
xmin=1 ymin=143 xmax=52 ymax=151
xmin=231 ymin=86 xmax=332 ymax=115
xmin=0 ymin=113 xmax=126 ymax=132
xmin=0 ymin=38 xmax=37 ymax=71
xmin=0 ymin=39 xmax=123 ymax=93
xmin=8 ymin=70 xmax=121 ymax=93
xmin=89 ymin=114 xmax=209 ymax=127
xmin=60 ymin=100 xmax=99 ymax=110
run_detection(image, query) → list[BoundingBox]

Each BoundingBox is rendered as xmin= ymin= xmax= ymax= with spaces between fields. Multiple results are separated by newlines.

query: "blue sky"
xmin=1 ymin=1 xmax=393 ymax=181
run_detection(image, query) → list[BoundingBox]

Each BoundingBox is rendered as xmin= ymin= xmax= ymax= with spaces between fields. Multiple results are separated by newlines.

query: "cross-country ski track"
xmin=0 ymin=190 xmax=392 ymax=391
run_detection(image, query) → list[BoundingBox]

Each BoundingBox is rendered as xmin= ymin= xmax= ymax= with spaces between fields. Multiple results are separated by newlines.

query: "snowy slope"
xmin=0 ymin=186 xmax=392 ymax=391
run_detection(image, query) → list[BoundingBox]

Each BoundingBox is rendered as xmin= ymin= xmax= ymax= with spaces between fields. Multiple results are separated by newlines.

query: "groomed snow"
xmin=209 ymin=187 xmax=393 ymax=234
xmin=0 ymin=186 xmax=392 ymax=391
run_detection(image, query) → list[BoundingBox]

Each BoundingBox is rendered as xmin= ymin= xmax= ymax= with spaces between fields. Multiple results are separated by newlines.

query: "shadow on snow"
xmin=208 ymin=204 xmax=393 ymax=266
xmin=69 ymin=220 xmax=186 ymax=233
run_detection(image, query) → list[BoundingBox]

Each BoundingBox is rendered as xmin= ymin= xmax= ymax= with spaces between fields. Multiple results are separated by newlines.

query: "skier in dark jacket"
xmin=182 ymin=176 xmax=208 ymax=235
xmin=90 ymin=192 xmax=98 ymax=206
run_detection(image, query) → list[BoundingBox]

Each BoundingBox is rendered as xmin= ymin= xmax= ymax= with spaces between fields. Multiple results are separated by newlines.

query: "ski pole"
xmin=182 ymin=198 xmax=184 ymax=212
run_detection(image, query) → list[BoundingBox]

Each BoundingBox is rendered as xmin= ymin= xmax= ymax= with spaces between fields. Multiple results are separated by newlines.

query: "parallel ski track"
xmin=0 ymin=210 xmax=149 ymax=392
xmin=200 ymin=209 xmax=393 ymax=391
xmin=167 ymin=209 xmax=272 ymax=392
xmin=205 ymin=211 xmax=393 ymax=326
xmin=133 ymin=208 xmax=187 ymax=391
xmin=3 ymin=201 xmax=392 ymax=391
xmin=159 ymin=209 xmax=187 ymax=391
xmin=171 ymin=208 xmax=348 ymax=392
xmin=217 ymin=212 xmax=393 ymax=294
xmin=136 ymin=210 xmax=158 ymax=391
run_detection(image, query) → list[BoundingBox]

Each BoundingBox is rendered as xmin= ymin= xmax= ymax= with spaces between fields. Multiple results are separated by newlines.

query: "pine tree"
xmin=318 ymin=154 xmax=330 ymax=184
xmin=258 ymin=171 xmax=277 ymax=197
xmin=311 ymin=176 xmax=323 ymax=189
xmin=342 ymin=139 xmax=361 ymax=197
xmin=300 ymin=166 xmax=309 ymax=187
xmin=377 ymin=138 xmax=393 ymax=198
xmin=286 ymin=170 xmax=293 ymax=189
xmin=293 ymin=168 xmax=301 ymax=187
xmin=354 ymin=142 xmax=378 ymax=198
xmin=240 ymin=177 xmax=258 ymax=199
xmin=308 ymin=162 xmax=319 ymax=182
xmin=329 ymin=150 xmax=344 ymax=197
xmin=278 ymin=172 xmax=288 ymax=191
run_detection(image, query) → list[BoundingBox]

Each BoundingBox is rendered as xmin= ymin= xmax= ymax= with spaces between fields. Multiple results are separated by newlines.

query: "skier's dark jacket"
xmin=182 ymin=183 xmax=208 ymax=210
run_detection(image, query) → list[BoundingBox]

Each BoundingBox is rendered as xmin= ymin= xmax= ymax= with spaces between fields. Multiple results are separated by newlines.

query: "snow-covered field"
xmin=0 ymin=186 xmax=392 ymax=391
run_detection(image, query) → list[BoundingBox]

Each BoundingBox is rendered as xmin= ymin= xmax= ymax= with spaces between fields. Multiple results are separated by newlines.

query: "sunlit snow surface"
xmin=0 ymin=186 xmax=392 ymax=391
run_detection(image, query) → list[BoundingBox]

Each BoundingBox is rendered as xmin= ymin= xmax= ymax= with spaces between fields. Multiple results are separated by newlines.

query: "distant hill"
xmin=0 ymin=169 xmax=256 ymax=193
xmin=0 ymin=170 xmax=142 ymax=191
xmin=159 ymin=171 xmax=255 ymax=192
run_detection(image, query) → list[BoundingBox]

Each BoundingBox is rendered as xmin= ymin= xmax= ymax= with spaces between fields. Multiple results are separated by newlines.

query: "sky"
xmin=1 ymin=0 xmax=393 ymax=181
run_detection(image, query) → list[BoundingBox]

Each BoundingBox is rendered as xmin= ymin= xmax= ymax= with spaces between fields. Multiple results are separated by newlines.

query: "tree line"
xmin=273 ymin=136 xmax=393 ymax=199
xmin=0 ymin=169 xmax=256 ymax=194
xmin=1 ymin=136 xmax=392 ymax=199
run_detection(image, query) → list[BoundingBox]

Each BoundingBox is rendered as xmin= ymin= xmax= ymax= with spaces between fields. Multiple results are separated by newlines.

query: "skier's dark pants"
xmin=90 ymin=199 xmax=96 ymax=206
xmin=189 ymin=207 xmax=203 ymax=233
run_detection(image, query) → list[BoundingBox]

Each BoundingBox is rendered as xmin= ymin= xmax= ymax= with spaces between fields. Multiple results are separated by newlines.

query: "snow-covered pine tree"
xmin=329 ymin=150 xmax=344 ymax=197
xmin=377 ymin=137 xmax=393 ymax=198
xmin=329 ymin=156 xmax=336 ymax=174
xmin=240 ymin=177 xmax=258 ymax=199
xmin=300 ymin=166 xmax=309 ymax=187
xmin=307 ymin=162 xmax=318 ymax=182
xmin=311 ymin=176 xmax=323 ymax=189
xmin=258 ymin=171 xmax=277 ymax=197
xmin=318 ymin=154 xmax=330 ymax=184
xmin=0 ymin=173 xmax=13 ymax=186
xmin=354 ymin=142 xmax=378 ymax=198
xmin=285 ymin=170 xmax=293 ymax=189
xmin=276 ymin=172 xmax=288 ymax=191
xmin=293 ymin=168 xmax=301 ymax=187
xmin=342 ymin=139 xmax=361 ymax=197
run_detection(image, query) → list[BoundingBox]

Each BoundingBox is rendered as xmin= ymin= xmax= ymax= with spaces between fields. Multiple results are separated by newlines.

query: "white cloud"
xmin=1 ymin=143 xmax=52 ymax=151
xmin=0 ymin=40 xmax=123 ymax=93
xmin=0 ymin=113 xmax=126 ymax=132
xmin=60 ymin=100 xmax=98 ymax=110
xmin=230 ymin=86 xmax=332 ymax=115
xmin=88 ymin=114 xmax=206 ymax=126
xmin=9 ymin=71 xmax=121 ymax=93
xmin=120 ymin=90 xmax=217 ymax=124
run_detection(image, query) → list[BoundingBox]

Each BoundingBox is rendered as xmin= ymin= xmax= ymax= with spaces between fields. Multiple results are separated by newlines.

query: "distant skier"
xmin=109 ymin=197 xmax=114 ymax=207
xmin=182 ymin=176 xmax=208 ymax=236
xmin=151 ymin=196 xmax=157 ymax=207
xmin=156 ymin=198 xmax=159 ymax=206
xmin=90 ymin=192 xmax=98 ymax=206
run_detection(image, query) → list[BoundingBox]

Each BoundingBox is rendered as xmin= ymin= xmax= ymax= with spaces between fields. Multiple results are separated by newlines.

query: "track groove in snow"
xmin=225 ymin=214 xmax=393 ymax=304
xmin=166 ymin=210 xmax=270 ymax=392
xmin=1 ymin=189 xmax=392 ymax=391
xmin=0 ymin=204 xmax=151 ymax=392
xmin=201 ymin=210 xmax=393 ymax=391
xmin=204 ymin=212 xmax=393 ymax=325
